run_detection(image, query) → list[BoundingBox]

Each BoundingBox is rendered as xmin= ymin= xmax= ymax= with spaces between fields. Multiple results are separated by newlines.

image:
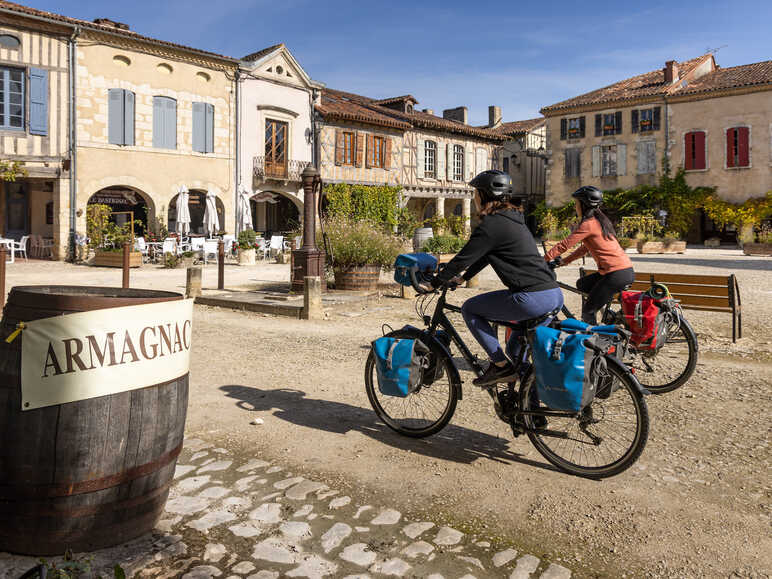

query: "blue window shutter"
xmin=123 ymin=90 xmax=135 ymax=146
xmin=153 ymin=97 xmax=164 ymax=148
xmin=192 ymin=101 xmax=205 ymax=152
xmin=108 ymin=88 xmax=125 ymax=145
xmin=29 ymin=68 xmax=48 ymax=136
xmin=165 ymin=98 xmax=177 ymax=149
xmin=205 ymin=103 xmax=214 ymax=153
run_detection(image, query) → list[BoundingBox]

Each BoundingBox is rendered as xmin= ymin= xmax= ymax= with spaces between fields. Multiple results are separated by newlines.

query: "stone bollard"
xmin=302 ymin=276 xmax=322 ymax=320
xmin=466 ymin=275 xmax=480 ymax=289
xmin=122 ymin=241 xmax=131 ymax=289
xmin=400 ymin=284 xmax=415 ymax=299
xmin=186 ymin=266 xmax=202 ymax=299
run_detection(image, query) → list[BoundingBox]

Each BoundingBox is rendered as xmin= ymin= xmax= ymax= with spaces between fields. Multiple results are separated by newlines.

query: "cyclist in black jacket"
xmin=429 ymin=170 xmax=563 ymax=386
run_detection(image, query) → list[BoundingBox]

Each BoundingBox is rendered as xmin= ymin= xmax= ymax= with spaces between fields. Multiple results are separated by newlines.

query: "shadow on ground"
xmin=219 ymin=384 xmax=556 ymax=474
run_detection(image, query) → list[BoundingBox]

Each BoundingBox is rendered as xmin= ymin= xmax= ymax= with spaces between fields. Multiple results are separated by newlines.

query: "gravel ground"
xmin=4 ymin=248 xmax=771 ymax=577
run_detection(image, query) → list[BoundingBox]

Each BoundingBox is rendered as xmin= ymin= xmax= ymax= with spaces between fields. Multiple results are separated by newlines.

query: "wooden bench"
xmin=579 ymin=269 xmax=742 ymax=342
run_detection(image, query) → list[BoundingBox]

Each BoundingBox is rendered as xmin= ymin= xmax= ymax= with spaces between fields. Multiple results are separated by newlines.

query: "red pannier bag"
xmin=621 ymin=291 xmax=668 ymax=350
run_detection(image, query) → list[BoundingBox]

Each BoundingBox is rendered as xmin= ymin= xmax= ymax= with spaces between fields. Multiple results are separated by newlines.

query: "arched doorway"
xmin=87 ymin=186 xmax=153 ymax=237
xmin=250 ymin=191 xmax=300 ymax=236
xmin=168 ymin=190 xmax=225 ymax=235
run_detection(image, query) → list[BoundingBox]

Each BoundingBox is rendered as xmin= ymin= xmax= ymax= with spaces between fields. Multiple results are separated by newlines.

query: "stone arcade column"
xmin=462 ymin=198 xmax=472 ymax=235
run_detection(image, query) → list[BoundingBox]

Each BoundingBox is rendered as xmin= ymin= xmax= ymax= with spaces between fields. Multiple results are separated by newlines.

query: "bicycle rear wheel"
xmin=365 ymin=329 xmax=459 ymax=438
xmin=519 ymin=361 xmax=649 ymax=479
xmin=628 ymin=317 xmax=698 ymax=394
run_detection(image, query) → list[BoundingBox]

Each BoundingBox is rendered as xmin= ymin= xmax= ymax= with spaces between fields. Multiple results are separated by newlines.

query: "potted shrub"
xmin=423 ymin=234 xmax=467 ymax=263
xmin=237 ymin=230 xmax=257 ymax=265
xmin=662 ymin=232 xmax=687 ymax=254
xmin=325 ymin=216 xmax=402 ymax=291
xmin=617 ymin=237 xmax=634 ymax=251
xmin=743 ymin=225 xmax=772 ymax=256
xmin=181 ymin=250 xmax=195 ymax=268
xmin=87 ymin=204 xmax=143 ymax=267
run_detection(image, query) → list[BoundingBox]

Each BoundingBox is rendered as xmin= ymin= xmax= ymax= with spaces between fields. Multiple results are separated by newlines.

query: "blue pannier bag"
xmin=531 ymin=326 xmax=603 ymax=412
xmin=371 ymin=336 xmax=428 ymax=397
xmin=394 ymin=253 xmax=438 ymax=287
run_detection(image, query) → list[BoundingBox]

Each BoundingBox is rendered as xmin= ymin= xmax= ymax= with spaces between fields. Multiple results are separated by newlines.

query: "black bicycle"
xmin=365 ymin=277 xmax=650 ymax=479
xmin=554 ymin=278 xmax=698 ymax=394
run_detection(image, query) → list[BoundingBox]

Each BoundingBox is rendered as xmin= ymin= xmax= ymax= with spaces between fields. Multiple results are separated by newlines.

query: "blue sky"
xmin=39 ymin=1 xmax=772 ymax=125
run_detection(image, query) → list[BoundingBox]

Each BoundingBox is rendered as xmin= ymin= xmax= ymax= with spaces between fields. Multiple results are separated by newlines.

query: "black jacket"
xmin=435 ymin=210 xmax=557 ymax=293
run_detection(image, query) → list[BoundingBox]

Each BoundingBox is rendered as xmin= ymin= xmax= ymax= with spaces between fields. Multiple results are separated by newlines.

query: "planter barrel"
xmin=0 ymin=286 xmax=188 ymax=555
xmin=334 ymin=265 xmax=381 ymax=291
xmin=413 ymin=227 xmax=433 ymax=252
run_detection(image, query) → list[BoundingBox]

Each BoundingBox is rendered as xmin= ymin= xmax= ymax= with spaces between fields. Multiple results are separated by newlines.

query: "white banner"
xmin=21 ymin=299 xmax=193 ymax=410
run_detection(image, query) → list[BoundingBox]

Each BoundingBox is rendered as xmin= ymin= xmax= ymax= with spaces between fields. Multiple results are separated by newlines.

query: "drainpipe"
xmin=662 ymin=96 xmax=670 ymax=174
xmin=234 ymin=68 xmax=240 ymax=233
xmin=68 ymin=26 xmax=80 ymax=261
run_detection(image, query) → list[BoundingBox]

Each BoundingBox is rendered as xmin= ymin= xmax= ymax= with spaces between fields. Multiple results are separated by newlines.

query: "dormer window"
xmin=0 ymin=34 xmax=20 ymax=50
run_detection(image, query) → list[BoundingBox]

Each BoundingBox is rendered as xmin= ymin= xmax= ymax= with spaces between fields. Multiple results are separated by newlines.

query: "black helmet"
xmin=572 ymin=185 xmax=603 ymax=208
xmin=470 ymin=170 xmax=512 ymax=201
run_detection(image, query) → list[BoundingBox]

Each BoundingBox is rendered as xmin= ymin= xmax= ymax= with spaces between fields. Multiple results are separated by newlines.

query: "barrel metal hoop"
xmin=0 ymin=441 xmax=183 ymax=499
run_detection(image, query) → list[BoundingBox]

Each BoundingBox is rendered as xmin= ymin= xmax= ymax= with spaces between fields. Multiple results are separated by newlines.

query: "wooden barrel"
xmin=334 ymin=265 xmax=381 ymax=291
xmin=0 ymin=286 xmax=188 ymax=556
xmin=412 ymin=227 xmax=434 ymax=252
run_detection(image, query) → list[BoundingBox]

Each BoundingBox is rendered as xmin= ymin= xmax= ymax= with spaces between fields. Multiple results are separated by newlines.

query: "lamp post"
xmin=291 ymin=165 xmax=326 ymax=292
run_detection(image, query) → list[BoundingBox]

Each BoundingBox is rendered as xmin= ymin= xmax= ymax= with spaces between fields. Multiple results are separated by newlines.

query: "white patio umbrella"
xmin=238 ymin=190 xmax=253 ymax=232
xmin=203 ymin=190 xmax=220 ymax=236
xmin=175 ymin=186 xmax=191 ymax=235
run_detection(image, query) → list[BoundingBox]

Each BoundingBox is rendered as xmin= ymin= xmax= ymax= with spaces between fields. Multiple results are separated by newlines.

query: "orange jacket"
xmin=545 ymin=218 xmax=632 ymax=275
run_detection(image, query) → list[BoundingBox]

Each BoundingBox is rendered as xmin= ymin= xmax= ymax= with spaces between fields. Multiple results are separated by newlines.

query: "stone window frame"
xmin=723 ymin=125 xmax=752 ymax=170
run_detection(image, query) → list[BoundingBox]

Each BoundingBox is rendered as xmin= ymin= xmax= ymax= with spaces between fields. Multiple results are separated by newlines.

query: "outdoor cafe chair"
xmin=256 ymin=237 xmax=268 ymax=260
xmin=268 ymin=235 xmax=284 ymax=259
xmin=162 ymin=238 xmax=178 ymax=256
xmin=12 ymin=236 xmax=29 ymax=261
xmin=202 ymin=240 xmax=219 ymax=264
xmin=39 ymin=237 xmax=54 ymax=259
xmin=135 ymin=237 xmax=150 ymax=263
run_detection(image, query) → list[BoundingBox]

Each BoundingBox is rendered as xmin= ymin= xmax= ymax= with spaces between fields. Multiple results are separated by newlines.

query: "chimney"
xmin=664 ymin=60 xmax=680 ymax=84
xmin=442 ymin=106 xmax=468 ymax=125
xmin=422 ymin=108 xmax=434 ymax=115
xmin=488 ymin=105 xmax=502 ymax=127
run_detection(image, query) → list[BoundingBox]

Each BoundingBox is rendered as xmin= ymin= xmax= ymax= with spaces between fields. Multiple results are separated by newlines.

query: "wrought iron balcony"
xmin=253 ymin=157 xmax=310 ymax=182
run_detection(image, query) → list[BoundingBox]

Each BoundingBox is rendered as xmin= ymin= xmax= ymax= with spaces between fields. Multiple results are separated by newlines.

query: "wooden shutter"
xmin=205 ymin=103 xmax=214 ymax=153
xmin=694 ymin=131 xmax=706 ymax=170
xmin=615 ymin=111 xmax=623 ymax=135
xmin=726 ymin=128 xmax=735 ymax=168
xmin=684 ymin=133 xmax=694 ymax=170
xmin=192 ymin=102 xmax=206 ymax=153
xmin=591 ymin=145 xmax=600 ymax=177
xmin=617 ymin=144 xmax=626 ymax=175
xmin=29 ymin=68 xmax=48 ymax=136
xmin=124 ymin=91 xmax=135 ymax=146
xmin=560 ymin=118 xmax=567 ymax=140
xmin=466 ymin=147 xmax=474 ymax=180
xmin=631 ymin=110 xmax=639 ymax=133
xmin=579 ymin=116 xmax=586 ymax=138
xmin=636 ymin=142 xmax=647 ymax=174
xmin=437 ymin=142 xmax=446 ymax=180
xmin=152 ymin=97 xmax=163 ymax=148
xmin=165 ymin=98 xmax=177 ymax=149
xmin=595 ymin=114 xmax=602 ymax=137
xmin=384 ymin=137 xmax=392 ymax=169
xmin=334 ymin=129 xmax=344 ymax=165
xmin=355 ymin=132 xmax=364 ymax=167
xmin=416 ymin=139 xmax=425 ymax=178
xmin=652 ymin=107 xmax=661 ymax=131
xmin=366 ymin=134 xmax=374 ymax=168
xmin=737 ymin=126 xmax=749 ymax=167
xmin=109 ymin=88 xmax=125 ymax=145
xmin=446 ymin=143 xmax=452 ymax=180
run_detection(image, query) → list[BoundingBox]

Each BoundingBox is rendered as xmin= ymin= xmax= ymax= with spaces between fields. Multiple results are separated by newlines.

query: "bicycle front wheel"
xmin=519 ymin=361 xmax=649 ymax=479
xmin=629 ymin=316 xmax=698 ymax=394
xmin=365 ymin=329 xmax=459 ymax=438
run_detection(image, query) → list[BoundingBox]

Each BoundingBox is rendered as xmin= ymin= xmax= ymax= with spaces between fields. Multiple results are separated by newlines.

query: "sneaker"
xmin=473 ymin=362 xmax=517 ymax=387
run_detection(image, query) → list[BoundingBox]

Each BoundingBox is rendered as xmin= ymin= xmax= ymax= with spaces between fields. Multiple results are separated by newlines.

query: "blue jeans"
xmin=461 ymin=288 xmax=564 ymax=364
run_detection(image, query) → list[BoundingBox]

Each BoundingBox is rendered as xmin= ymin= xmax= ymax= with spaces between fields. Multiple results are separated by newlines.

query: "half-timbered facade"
xmin=0 ymin=2 xmax=72 ymax=258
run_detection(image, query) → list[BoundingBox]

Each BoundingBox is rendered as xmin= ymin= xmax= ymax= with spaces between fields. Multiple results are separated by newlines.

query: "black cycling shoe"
xmin=473 ymin=362 xmax=517 ymax=387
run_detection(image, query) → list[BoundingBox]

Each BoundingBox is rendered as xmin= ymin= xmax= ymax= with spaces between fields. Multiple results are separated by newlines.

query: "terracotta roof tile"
xmin=316 ymin=89 xmax=411 ymax=130
xmin=372 ymin=95 xmax=418 ymax=106
xmin=487 ymin=117 xmax=545 ymax=136
xmin=0 ymin=0 xmax=238 ymax=63
xmin=541 ymin=55 xmax=710 ymax=113
xmin=676 ymin=60 xmax=772 ymax=96
xmin=242 ymin=43 xmax=284 ymax=62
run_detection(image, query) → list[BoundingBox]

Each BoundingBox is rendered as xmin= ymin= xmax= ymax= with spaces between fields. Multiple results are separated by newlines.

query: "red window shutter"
xmin=738 ymin=126 xmax=749 ymax=167
xmin=695 ymin=131 xmax=706 ymax=170
xmin=726 ymin=128 xmax=736 ymax=168
xmin=384 ymin=137 xmax=392 ymax=170
xmin=355 ymin=132 xmax=364 ymax=167
xmin=335 ymin=129 xmax=344 ymax=165
xmin=684 ymin=133 xmax=694 ymax=171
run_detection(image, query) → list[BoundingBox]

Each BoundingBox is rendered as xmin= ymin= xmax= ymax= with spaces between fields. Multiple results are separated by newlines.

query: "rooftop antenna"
xmin=706 ymin=45 xmax=728 ymax=55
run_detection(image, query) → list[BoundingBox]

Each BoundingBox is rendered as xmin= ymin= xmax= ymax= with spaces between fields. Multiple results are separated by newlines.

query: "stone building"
xmin=238 ymin=43 xmax=322 ymax=234
xmin=540 ymin=54 xmax=772 ymax=225
xmin=0 ymin=1 xmax=72 ymax=258
xmin=315 ymin=89 xmax=505 ymax=230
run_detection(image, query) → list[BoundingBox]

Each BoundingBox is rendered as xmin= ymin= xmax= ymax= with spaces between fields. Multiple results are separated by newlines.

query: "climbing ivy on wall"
xmin=323 ymin=183 xmax=402 ymax=227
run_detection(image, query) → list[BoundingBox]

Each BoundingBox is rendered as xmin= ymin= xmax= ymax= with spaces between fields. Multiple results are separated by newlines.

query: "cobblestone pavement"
xmin=0 ymin=438 xmax=574 ymax=579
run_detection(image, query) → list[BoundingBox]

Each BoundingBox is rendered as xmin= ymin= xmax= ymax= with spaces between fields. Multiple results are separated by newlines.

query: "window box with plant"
xmin=237 ymin=229 xmax=257 ymax=265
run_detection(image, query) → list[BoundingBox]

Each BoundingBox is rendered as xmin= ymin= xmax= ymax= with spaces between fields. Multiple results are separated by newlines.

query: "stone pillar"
xmin=53 ymin=178 xmax=70 ymax=261
xmin=302 ymin=276 xmax=322 ymax=320
xmin=462 ymin=198 xmax=472 ymax=235
xmin=435 ymin=196 xmax=445 ymax=219
xmin=186 ymin=266 xmax=202 ymax=298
